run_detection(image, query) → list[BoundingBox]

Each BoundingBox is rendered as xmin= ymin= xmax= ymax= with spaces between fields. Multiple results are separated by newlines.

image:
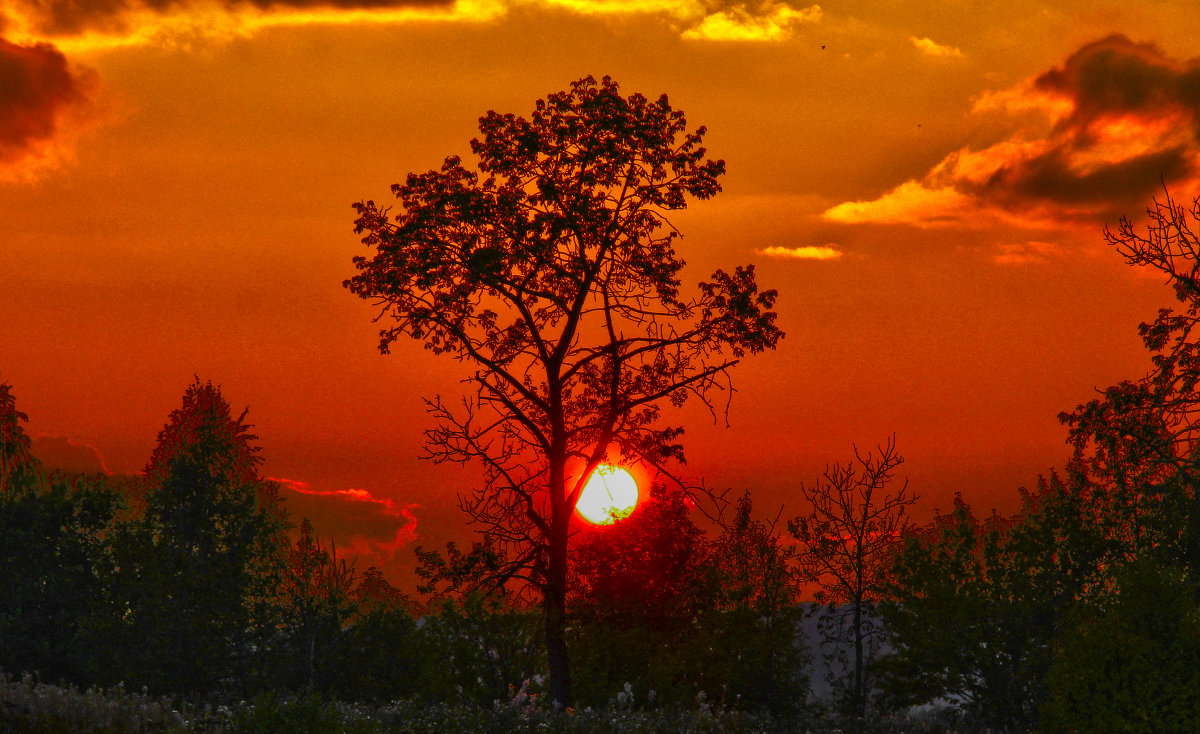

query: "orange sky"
xmin=5 ymin=0 xmax=1200 ymax=586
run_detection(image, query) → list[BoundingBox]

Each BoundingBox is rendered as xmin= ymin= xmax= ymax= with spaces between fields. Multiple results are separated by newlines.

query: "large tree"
xmin=116 ymin=378 xmax=288 ymax=693
xmin=345 ymin=75 xmax=782 ymax=704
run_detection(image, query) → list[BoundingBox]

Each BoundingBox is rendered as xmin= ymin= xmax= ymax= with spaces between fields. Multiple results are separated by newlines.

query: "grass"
xmin=0 ymin=673 xmax=954 ymax=733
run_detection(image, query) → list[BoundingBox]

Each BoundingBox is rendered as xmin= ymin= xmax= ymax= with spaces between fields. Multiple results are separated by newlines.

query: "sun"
xmin=576 ymin=465 xmax=639 ymax=524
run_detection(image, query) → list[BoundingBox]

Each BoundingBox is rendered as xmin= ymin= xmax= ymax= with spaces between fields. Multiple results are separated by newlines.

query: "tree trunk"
xmin=544 ymin=578 xmax=571 ymax=707
xmin=544 ymin=445 xmax=573 ymax=707
xmin=853 ymin=599 xmax=864 ymax=734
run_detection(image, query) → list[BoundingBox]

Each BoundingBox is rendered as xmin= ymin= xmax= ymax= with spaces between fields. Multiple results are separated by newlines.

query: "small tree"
xmin=788 ymin=438 xmax=914 ymax=729
xmin=278 ymin=518 xmax=359 ymax=692
xmin=703 ymin=493 xmax=807 ymax=719
xmin=0 ymin=377 xmax=35 ymax=487
xmin=345 ymin=76 xmax=782 ymax=704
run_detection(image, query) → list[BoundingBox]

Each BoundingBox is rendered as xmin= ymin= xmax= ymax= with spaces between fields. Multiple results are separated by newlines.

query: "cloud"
xmin=758 ymin=244 xmax=843 ymax=260
xmin=5 ymin=0 xmax=820 ymax=48
xmin=31 ymin=433 xmax=111 ymax=474
xmin=2 ymin=0 xmax=478 ymax=48
xmin=681 ymin=1 xmax=820 ymax=42
xmin=0 ymin=38 xmax=98 ymax=178
xmin=993 ymin=240 xmax=1063 ymax=265
xmin=272 ymin=476 xmax=420 ymax=569
xmin=910 ymin=36 xmax=960 ymax=57
xmin=6 ymin=0 xmax=455 ymax=38
xmin=823 ymin=35 xmax=1200 ymax=229
xmin=824 ymin=181 xmax=978 ymax=226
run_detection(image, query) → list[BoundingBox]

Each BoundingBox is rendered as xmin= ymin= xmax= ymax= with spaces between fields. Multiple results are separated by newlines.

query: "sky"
xmin=5 ymin=0 xmax=1200 ymax=587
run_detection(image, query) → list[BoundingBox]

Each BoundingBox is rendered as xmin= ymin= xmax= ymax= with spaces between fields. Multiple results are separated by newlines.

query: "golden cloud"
xmin=6 ymin=0 xmax=822 ymax=48
xmin=823 ymin=35 xmax=1200 ymax=230
xmin=758 ymin=244 xmax=843 ymax=259
xmin=4 ymin=0 xmax=503 ymax=52
xmin=4 ymin=0 xmax=825 ymax=50
xmin=823 ymin=181 xmax=974 ymax=226
xmin=681 ymin=2 xmax=820 ymax=42
xmin=910 ymin=36 xmax=960 ymax=57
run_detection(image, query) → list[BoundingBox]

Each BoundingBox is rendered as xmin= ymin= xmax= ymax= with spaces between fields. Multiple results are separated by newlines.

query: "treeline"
xmin=0 ymin=378 xmax=807 ymax=720
xmin=5 ymin=375 xmax=1200 ymax=733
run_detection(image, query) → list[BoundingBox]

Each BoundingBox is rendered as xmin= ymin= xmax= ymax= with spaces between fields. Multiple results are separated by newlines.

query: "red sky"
xmin=5 ymin=0 xmax=1200 ymax=587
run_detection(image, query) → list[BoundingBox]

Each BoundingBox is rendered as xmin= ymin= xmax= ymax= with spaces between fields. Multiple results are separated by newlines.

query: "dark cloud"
xmin=0 ymin=38 xmax=95 ymax=166
xmin=273 ymin=477 xmax=420 ymax=573
xmin=1035 ymin=35 xmax=1196 ymax=125
xmin=825 ymin=35 xmax=1200 ymax=229
xmin=983 ymin=35 xmax=1200 ymax=217
xmin=1001 ymin=146 xmax=1192 ymax=207
xmin=14 ymin=0 xmax=453 ymax=36
xmin=32 ymin=434 xmax=111 ymax=474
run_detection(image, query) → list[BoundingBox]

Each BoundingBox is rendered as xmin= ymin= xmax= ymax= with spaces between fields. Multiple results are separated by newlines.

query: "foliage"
xmin=568 ymin=488 xmax=807 ymax=720
xmin=345 ymin=75 xmax=782 ymax=703
xmin=112 ymin=378 xmax=289 ymax=694
xmin=0 ymin=472 xmax=124 ymax=687
xmin=1042 ymin=558 xmax=1200 ymax=733
xmin=0 ymin=376 xmax=35 ymax=482
xmin=880 ymin=473 xmax=1109 ymax=732
xmin=788 ymin=438 xmax=914 ymax=727
xmin=0 ymin=673 xmax=190 ymax=733
xmin=0 ymin=377 xmax=126 ymax=687
xmin=0 ymin=673 xmax=803 ymax=734
xmin=1060 ymin=191 xmax=1200 ymax=568
xmin=415 ymin=592 xmax=544 ymax=707
xmin=323 ymin=603 xmax=422 ymax=703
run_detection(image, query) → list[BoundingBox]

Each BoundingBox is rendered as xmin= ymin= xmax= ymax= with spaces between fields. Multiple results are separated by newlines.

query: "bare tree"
xmin=788 ymin=437 xmax=915 ymax=730
xmin=344 ymin=76 xmax=783 ymax=705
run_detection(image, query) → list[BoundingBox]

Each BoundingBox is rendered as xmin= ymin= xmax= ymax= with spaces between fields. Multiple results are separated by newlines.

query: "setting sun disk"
xmin=576 ymin=465 xmax=638 ymax=524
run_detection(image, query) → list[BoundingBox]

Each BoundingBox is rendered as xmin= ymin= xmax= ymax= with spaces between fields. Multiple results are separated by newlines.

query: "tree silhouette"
xmin=788 ymin=438 xmax=914 ymax=731
xmin=1061 ymin=190 xmax=1200 ymax=569
xmin=880 ymin=474 xmax=1108 ymax=732
xmin=0 ymin=377 xmax=35 ymax=485
xmin=0 ymin=377 xmax=123 ymax=685
xmin=117 ymin=378 xmax=287 ymax=693
xmin=279 ymin=518 xmax=359 ymax=691
xmin=345 ymin=75 xmax=782 ymax=704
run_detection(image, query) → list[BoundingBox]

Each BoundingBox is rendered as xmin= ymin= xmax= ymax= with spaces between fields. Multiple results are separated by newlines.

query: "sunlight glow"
xmin=576 ymin=465 xmax=638 ymax=524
